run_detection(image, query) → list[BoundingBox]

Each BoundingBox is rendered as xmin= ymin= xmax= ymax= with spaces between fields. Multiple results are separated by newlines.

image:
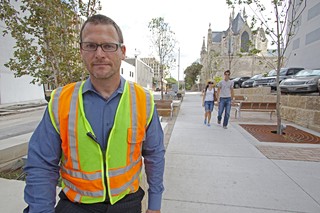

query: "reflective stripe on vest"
xmin=48 ymin=80 xmax=154 ymax=204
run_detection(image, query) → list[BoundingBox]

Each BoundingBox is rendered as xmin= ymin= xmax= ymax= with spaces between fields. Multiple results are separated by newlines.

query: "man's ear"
xmin=80 ymin=48 xmax=84 ymax=60
xmin=120 ymin=45 xmax=126 ymax=60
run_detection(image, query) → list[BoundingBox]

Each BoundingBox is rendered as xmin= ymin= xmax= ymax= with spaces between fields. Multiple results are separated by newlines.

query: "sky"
xmin=101 ymin=0 xmax=233 ymax=80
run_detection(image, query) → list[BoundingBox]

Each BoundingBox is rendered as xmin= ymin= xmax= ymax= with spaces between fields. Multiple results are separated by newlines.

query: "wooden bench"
xmin=235 ymin=101 xmax=277 ymax=119
xmin=231 ymin=95 xmax=247 ymax=107
xmin=154 ymin=100 xmax=173 ymax=118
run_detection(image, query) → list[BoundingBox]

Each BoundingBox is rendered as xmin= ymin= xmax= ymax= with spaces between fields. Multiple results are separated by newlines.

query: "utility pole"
xmin=177 ymin=47 xmax=180 ymax=91
xmin=134 ymin=48 xmax=140 ymax=83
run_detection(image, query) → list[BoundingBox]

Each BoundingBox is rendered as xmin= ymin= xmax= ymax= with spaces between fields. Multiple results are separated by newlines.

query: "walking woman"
xmin=202 ymin=80 xmax=216 ymax=126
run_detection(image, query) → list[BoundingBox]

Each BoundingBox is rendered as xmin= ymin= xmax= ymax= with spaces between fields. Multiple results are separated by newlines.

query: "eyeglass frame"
xmin=80 ymin=42 xmax=123 ymax=52
xmin=208 ymin=82 xmax=214 ymax=84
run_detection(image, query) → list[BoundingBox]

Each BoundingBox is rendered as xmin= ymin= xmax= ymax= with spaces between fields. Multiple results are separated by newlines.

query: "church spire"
xmin=232 ymin=5 xmax=235 ymax=20
xmin=201 ymin=36 xmax=206 ymax=53
xmin=207 ymin=23 xmax=212 ymax=47
xmin=243 ymin=7 xmax=248 ymax=22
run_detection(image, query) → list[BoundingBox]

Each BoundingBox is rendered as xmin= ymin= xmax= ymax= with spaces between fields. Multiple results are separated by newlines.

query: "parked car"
xmin=318 ymin=79 xmax=320 ymax=95
xmin=241 ymin=74 xmax=263 ymax=88
xmin=232 ymin=76 xmax=251 ymax=88
xmin=279 ymin=69 xmax=320 ymax=94
xmin=253 ymin=67 xmax=304 ymax=90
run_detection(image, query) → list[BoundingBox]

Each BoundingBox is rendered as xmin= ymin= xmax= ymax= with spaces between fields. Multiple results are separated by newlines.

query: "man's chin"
xmin=91 ymin=70 xmax=116 ymax=80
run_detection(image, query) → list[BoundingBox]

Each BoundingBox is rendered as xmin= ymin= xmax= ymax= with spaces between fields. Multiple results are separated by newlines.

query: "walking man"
xmin=23 ymin=14 xmax=165 ymax=213
xmin=217 ymin=70 xmax=234 ymax=129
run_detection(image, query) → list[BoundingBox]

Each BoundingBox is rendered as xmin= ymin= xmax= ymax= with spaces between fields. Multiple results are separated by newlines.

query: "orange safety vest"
xmin=48 ymin=80 xmax=154 ymax=204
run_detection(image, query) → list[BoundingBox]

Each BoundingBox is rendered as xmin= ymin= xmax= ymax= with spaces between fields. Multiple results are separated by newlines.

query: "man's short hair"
xmin=80 ymin=14 xmax=124 ymax=43
xmin=224 ymin=70 xmax=231 ymax=75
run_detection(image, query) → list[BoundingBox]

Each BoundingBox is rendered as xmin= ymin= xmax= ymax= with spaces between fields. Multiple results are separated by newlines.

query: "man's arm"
xmin=230 ymin=82 xmax=234 ymax=100
xmin=24 ymin=108 xmax=61 ymax=213
xmin=142 ymin=109 xmax=165 ymax=212
xmin=217 ymin=87 xmax=221 ymax=102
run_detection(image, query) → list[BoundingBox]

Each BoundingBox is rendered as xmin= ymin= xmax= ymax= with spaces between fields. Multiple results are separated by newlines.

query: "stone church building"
xmin=200 ymin=9 xmax=276 ymax=85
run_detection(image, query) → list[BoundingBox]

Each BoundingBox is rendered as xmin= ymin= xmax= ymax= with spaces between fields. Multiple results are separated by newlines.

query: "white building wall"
xmin=120 ymin=61 xmax=135 ymax=82
xmin=285 ymin=0 xmax=320 ymax=69
xmin=0 ymin=1 xmax=45 ymax=105
xmin=136 ymin=59 xmax=153 ymax=89
xmin=124 ymin=58 xmax=153 ymax=89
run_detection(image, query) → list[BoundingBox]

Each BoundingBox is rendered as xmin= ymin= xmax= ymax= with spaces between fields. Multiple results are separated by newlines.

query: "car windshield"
xmin=279 ymin=68 xmax=288 ymax=75
xmin=267 ymin=68 xmax=287 ymax=76
xmin=251 ymin=74 xmax=262 ymax=79
xmin=267 ymin=70 xmax=277 ymax=76
xmin=295 ymin=69 xmax=320 ymax=77
xmin=233 ymin=77 xmax=240 ymax=81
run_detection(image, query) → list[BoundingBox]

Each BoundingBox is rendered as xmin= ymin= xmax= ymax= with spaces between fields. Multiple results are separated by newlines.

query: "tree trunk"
xmin=275 ymin=4 xmax=282 ymax=135
xmin=160 ymin=69 xmax=164 ymax=100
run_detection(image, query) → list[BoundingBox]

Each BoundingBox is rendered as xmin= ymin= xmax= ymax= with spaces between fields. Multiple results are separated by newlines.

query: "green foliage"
xmin=165 ymin=77 xmax=177 ymax=85
xmin=184 ymin=62 xmax=202 ymax=90
xmin=148 ymin=17 xmax=176 ymax=98
xmin=214 ymin=76 xmax=223 ymax=84
xmin=0 ymin=0 xmax=101 ymax=88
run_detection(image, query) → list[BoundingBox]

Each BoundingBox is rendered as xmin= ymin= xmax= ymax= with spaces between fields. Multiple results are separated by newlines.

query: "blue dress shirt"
xmin=24 ymin=77 xmax=165 ymax=212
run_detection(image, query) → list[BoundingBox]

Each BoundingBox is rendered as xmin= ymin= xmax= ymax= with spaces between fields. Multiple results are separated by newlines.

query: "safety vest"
xmin=48 ymin=80 xmax=154 ymax=204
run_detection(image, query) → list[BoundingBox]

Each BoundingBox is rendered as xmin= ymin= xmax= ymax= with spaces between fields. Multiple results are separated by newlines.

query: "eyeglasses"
xmin=208 ymin=82 xmax=214 ymax=84
xmin=224 ymin=73 xmax=230 ymax=76
xmin=80 ymin=42 xmax=122 ymax=52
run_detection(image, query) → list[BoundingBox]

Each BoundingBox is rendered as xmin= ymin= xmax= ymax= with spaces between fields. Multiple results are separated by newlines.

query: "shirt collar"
xmin=82 ymin=76 xmax=126 ymax=95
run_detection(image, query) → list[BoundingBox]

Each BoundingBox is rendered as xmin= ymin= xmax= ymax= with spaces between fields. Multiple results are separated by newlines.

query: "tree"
xmin=184 ymin=62 xmax=203 ymax=91
xmin=148 ymin=17 xmax=176 ymax=99
xmin=0 ymin=0 xmax=101 ymax=89
xmin=226 ymin=0 xmax=306 ymax=134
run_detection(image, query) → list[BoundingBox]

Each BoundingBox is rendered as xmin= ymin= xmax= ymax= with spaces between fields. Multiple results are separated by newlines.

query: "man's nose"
xmin=95 ymin=46 xmax=105 ymax=57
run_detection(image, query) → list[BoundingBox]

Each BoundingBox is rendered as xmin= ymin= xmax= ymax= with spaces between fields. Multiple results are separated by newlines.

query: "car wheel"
xmin=234 ymin=83 xmax=240 ymax=88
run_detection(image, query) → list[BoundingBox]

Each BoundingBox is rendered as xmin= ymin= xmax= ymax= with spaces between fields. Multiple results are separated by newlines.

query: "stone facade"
xmin=200 ymin=9 xmax=277 ymax=86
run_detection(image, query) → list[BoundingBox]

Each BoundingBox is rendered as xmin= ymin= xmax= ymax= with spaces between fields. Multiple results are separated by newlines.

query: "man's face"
xmin=80 ymin=23 xmax=126 ymax=80
xmin=224 ymin=72 xmax=230 ymax=80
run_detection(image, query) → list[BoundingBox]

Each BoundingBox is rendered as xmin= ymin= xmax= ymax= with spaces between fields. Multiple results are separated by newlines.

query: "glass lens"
xmin=81 ymin=42 xmax=119 ymax=52
xmin=102 ymin=43 xmax=118 ymax=52
xmin=82 ymin=42 xmax=97 ymax=51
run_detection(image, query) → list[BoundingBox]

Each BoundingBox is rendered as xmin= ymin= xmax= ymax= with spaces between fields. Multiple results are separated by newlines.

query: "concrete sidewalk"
xmin=162 ymin=92 xmax=320 ymax=213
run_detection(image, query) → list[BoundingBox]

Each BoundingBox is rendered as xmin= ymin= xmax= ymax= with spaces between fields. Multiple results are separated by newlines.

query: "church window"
xmin=241 ymin=31 xmax=250 ymax=52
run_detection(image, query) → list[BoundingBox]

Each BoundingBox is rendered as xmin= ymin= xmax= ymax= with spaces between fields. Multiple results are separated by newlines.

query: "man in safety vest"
xmin=23 ymin=14 xmax=165 ymax=213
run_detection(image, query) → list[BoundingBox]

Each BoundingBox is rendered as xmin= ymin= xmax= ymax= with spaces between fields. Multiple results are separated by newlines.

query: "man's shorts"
xmin=204 ymin=101 xmax=214 ymax=112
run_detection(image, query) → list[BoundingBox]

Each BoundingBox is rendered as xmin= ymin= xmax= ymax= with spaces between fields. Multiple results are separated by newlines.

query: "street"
xmin=0 ymin=107 xmax=45 ymax=140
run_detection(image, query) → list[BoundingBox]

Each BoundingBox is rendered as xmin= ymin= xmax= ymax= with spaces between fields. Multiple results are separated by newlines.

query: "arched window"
xmin=241 ymin=31 xmax=249 ymax=52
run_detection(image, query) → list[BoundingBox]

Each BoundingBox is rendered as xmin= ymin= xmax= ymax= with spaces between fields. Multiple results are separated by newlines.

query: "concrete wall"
xmin=285 ymin=0 xmax=320 ymax=69
xmin=234 ymin=87 xmax=320 ymax=132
